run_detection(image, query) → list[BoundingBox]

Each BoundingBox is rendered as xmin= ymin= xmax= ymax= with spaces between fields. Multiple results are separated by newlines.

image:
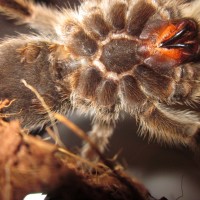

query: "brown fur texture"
xmin=0 ymin=0 xmax=200 ymax=159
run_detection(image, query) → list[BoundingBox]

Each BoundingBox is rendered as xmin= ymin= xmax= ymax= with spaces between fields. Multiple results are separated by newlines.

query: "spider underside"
xmin=0 ymin=0 xmax=200 ymax=159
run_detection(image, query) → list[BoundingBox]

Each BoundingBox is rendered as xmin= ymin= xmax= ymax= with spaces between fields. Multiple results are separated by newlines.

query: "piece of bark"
xmin=0 ymin=120 xmax=69 ymax=200
xmin=0 ymin=120 xmax=150 ymax=200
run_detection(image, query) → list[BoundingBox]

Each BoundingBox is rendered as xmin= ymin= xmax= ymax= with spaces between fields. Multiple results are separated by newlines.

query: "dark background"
xmin=0 ymin=0 xmax=200 ymax=199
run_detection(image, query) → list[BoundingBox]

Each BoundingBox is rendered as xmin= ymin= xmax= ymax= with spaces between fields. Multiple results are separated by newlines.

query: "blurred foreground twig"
xmin=0 ymin=121 xmax=150 ymax=200
xmin=0 ymin=99 xmax=150 ymax=200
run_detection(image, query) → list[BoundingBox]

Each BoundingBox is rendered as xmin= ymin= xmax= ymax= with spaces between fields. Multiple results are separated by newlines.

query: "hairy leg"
xmin=137 ymin=101 xmax=200 ymax=149
xmin=81 ymin=120 xmax=115 ymax=161
xmin=0 ymin=0 xmax=61 ymax=36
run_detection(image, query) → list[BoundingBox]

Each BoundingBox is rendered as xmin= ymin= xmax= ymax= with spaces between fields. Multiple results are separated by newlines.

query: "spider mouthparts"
xmin=159 ymin=28 xmax=187 ymax=47
xmin=159 ymin=19 xmax=199 ymax=54
xmin=141 ymin=18 xmax=200 ymax=67
xmin=159 ymin=42 xmax=198 ymax=53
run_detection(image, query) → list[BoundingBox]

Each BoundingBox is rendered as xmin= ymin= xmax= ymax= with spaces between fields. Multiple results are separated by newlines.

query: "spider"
xmin=0 ymin=0 xmax=200 ymax=159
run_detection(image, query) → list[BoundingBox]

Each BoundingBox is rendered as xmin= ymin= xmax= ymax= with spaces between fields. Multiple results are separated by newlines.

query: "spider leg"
xmin=0 ymin=36 xmax=72 ymax=129
xmin=0 ymin=0 xmax=61 ymax=37
xmin=137 ymin=101 xmax=200 ymax=149
xmin=81 ymin=120 xmax=115 ymax=161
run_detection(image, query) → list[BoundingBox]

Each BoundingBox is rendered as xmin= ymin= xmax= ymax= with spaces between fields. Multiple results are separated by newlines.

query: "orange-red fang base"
xmin=140 ymin=19 xmax=199 ymax=68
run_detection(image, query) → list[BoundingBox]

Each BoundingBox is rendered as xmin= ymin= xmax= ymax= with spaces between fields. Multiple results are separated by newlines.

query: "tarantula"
xmin=0 ymin=0 xmax=200 ymax=158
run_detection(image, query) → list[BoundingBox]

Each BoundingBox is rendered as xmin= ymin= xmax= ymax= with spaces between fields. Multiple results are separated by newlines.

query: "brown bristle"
xmin=77 ymin=67 xmax=102 ymax=98
xmin=127 ymin=1 xmax=156 ymax=36
xmin=141 ymin=104 xmax=188 ymax=141
xmin=172 ymin=83 xmax=191 ymax=101
xmin=52 ymin=59 xmax=81 ymax=80
xmin=69 ymin=30 xmax=98 ymax=56
xmin=0 ymin=0 xmax=31 ymax=16
xmin=109 ymin=2 xmax=127 ymax=30
xmin=96 ymin=79 xmax=118 ymax=106
xmin=100 ymin=39 xmax=139 ymax=74
xmin=17 ymin=43 xmax=41 ymax=64
xmin=83 ymin=13 xmax=110 ymax=39
xmin=144 ymin=55 xmax=177 ymax=76
xmin=69 ymin=70 xmax=81 ymax=91
xmin=120 ymin=75 xmax=146 ymax=105
xmin=134 ymin=65 xmax=173 ymax=99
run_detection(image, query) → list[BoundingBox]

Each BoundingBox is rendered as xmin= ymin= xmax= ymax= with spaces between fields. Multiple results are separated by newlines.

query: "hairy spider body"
xmin=0 ymin=0 xmax=200 ymax=158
